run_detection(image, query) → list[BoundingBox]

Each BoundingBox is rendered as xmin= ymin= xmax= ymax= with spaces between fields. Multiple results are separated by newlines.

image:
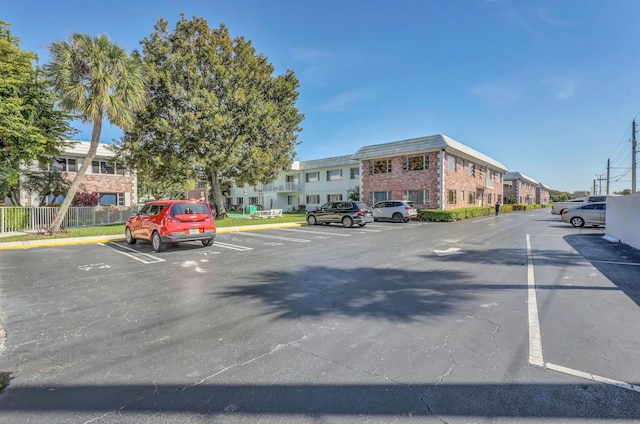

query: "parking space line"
xmin=213 ymin=242 xmax=253 ymax=251
xmin=274 ymin=228 xmax=351 ymax=237
xmin=526 ymin=234 xmax=544 ymax=367
xmin=237 ymin=232 xmax=310 ymax=243
xmin=526 ymin=233 xmax=640 ymax=393
xmin=546 ymin=363 xmax=640 ymax=393
xmin=101 ymin=242 xmax=165 ymax=264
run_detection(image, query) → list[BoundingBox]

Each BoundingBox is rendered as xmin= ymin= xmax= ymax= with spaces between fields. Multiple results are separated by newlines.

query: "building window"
xmin=55 ymin=157 xmax=78 ymax=172
xmin=369 ymin=159 xmax=392 ymax=174
xmin=327 ymin=194 xmax=343 ymax=202
xmin=468 ymin=192 xmax=475 ymax=204
xmin=287 ymin=195 xmax=298 ymax=205
xmin=447 ymin=189 xmax=456 ymax=204
xmin=326 ymin=169 xmax=343 ymax=181
xmin=249 ymin=196 xmax=259 ymax=205
xmin=369 ymin=191 xmax=391 ymax=204
xmin=91 ymin=160 xmax=124 ymax=175
xmin=404 ymin=155 xmax=429 ymax=171
xmin=305 ymin=172 xmax=319 ymax=182
xmin=403 ymin=189 xmax=429 ymax=205
xmin=98 ymin=192 xmax=124 ymax=206
xmin=197 ymin=181 xmax=207 ymax=189
xmin=237 ymin=197 xmax=244 ymax=205
xmin=350 ymin=167 xmax=359 ymax=179
xmin=468 ymin=162 xmax=474 ymax=176
xmin=487 ymin=194 xmax=492 ymax=205
xmin=306 ymin=194 xmax=320 ymax=204
xmin=447 ymin=155 xmax=456 ymax=172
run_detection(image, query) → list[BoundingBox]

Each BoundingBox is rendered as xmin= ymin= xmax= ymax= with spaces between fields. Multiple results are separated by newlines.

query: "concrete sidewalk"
xmin=0 ymin=221 xmax=305 ymax=250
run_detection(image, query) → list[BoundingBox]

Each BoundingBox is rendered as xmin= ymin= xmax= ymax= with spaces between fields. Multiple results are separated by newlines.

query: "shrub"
xmin=1 ymin=207 xmax=29 ymax=231
xmin=74 ymin=192 xmax=99 ymax=207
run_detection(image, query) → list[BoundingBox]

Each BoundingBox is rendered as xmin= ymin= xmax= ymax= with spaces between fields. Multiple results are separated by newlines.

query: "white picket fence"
xmin=0 ymin=206 xmax=136 ymax=234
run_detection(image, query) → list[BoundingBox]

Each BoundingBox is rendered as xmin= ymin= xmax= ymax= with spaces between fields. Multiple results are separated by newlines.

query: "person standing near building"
xmin=495 ymin=201 xmax=501 ymax=216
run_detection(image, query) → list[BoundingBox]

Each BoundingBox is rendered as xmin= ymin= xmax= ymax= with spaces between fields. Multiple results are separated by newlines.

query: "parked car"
xmin=561 ymin=202 xmax=606 ymax=227
xmin=372 ymin=200 xmax=417 ymax=222
xmin=125 ymin=200 xmax=216 ymax=252
xmin=306 ymin=201 xmax=374 ymax=227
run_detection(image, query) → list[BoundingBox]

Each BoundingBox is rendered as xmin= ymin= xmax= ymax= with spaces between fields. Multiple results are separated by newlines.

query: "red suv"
xmin=125 ymin=200 xmax=216 ymax=252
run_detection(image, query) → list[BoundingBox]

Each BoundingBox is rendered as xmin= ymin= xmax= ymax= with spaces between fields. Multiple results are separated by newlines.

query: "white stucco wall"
xmin=606 ymin=193 xmax=640 ymax=250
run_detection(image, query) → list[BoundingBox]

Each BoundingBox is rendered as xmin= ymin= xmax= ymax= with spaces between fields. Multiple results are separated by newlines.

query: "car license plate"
xmin=189 ymin=228 xmax=200 ymax=235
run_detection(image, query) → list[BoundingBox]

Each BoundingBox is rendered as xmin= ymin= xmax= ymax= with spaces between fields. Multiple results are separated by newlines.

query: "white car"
xmin=561 ymin=202 xmax=606 ymax=227
xmin=372 ymin=200 xmax=418 ymax=223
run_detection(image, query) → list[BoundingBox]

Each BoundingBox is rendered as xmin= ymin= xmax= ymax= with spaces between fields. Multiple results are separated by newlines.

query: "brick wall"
xmin=361 ymin=153 xmax=440 ymax=208
xmin=361 ymin=151 xmax=503 ymax=210
xmin=63 ymin=172 xmax=135 ymax=205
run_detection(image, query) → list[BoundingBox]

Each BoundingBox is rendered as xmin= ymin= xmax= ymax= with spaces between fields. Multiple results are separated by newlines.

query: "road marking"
xmin=101 ymin=242 xmax=165 ymax=264
xmin=275 ymin=228 xmax=351 ymax=237
xmin=546 ymin=363 xmax=640 ymax=393
xmin=236 ymin=232 xmax=310 ymax=243
xmin=526 ymin=234 xmax=640 ymax=393
xmin=590 ymin=260 xmax=640 ymax=266
xmin=212 ymin=242 xmax=253 ymax=251
xmin=526 ymin=234 xmax=545 ymax=367
xmin=434 ymin=247 xmax=463 ymax=256
xmin=78 ymin=263 xmax=112 ymax=271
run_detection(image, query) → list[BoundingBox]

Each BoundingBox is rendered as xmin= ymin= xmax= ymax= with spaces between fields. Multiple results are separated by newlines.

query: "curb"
xmin=0 ymin=222 xmax=306 ymax=250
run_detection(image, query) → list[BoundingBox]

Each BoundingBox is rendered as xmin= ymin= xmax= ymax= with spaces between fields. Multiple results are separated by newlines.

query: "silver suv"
xmin=372 ymin=200 xmax=417 ymax=223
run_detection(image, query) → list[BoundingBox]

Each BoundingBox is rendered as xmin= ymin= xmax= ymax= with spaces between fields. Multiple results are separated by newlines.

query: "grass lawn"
xmin=0 ymin=213 xmax=307 ymax=243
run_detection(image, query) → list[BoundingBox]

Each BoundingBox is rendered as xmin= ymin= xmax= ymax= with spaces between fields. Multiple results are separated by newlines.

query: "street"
xmin=0 ymin=209 xmax=639 ymax=423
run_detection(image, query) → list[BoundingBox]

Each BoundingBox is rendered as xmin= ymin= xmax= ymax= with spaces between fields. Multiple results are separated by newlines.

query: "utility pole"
xmin=606 ymin=158 xmax=610 ymax=195
xmin=633 ymin=120 xmax=637 ymax=193
xmin=593 ymin=179 xmax=596 ymax=195
xmin=596 ymin=174 xmax=606 ymax=195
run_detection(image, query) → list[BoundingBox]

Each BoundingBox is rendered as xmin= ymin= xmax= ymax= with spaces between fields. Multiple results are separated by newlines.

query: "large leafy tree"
xmin=0 ymin=20 xmax=73 ymax=205
xmin=45 ymin=33 xmax=146 ymax=232
xmin=116 ymin=15 xmax=304 ymax=217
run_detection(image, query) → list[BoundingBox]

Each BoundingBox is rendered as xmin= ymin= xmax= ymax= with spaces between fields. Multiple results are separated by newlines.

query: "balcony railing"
xmin=261 ymin=183 xmax=301 ymax=192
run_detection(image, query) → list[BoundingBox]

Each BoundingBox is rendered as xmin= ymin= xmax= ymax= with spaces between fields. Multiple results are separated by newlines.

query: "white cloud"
xmin=290 ymin=47 xmax=330 ymax=62
xmin=537 ymin=7 xmax=570 ymax=27
xmin=542 ymin=76 xmax=578 ymax=100
xmin=471 ymin=82 xmax=523 ymax=107
xmin=320 ymin=89 xmax=377 ymax=112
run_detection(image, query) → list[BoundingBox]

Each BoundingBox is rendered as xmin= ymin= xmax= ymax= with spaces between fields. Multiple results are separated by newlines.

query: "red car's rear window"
xmin=170 ymin=203 xmax=212 ymax=218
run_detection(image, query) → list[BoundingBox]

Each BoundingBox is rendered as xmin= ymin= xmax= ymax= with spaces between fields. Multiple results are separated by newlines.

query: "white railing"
xmin=0 ymin=206 xmax=136 ymax=234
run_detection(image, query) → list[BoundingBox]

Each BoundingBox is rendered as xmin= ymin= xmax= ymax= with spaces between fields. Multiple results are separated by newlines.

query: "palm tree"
xmin=45 ymin=33 xmax=145 ymax=232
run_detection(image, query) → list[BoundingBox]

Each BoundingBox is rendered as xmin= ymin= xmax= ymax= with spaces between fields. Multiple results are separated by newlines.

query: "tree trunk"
xmin=8 ymin=188 xmax=21 ymax=206
xmin=210 ymin=169 xmax=227 ymax=218
xmin=48 ymin=119 xmax=102 ymax=233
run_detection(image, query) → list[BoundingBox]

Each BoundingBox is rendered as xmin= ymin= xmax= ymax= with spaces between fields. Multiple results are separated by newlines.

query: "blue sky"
xmin=4 ymin=0 xmax=640 ymax=194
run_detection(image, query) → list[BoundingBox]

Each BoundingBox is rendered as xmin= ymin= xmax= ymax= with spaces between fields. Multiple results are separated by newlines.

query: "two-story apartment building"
xmin=229 ymin=134 xmax=509 ymax=211
xmin=503 ymin=171 xmax=546 ymax=205
xmin=7 ymin=140 xmax=137 ymax=207
xmin=226 ymin=155 xmax=361 ymax=211
xmin=352 ymin=134 xmax=508 ymax=209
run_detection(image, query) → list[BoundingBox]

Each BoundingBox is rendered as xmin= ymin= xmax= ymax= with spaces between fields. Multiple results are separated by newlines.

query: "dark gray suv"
xmin=306 ymin=201 xmax=374 ymax=228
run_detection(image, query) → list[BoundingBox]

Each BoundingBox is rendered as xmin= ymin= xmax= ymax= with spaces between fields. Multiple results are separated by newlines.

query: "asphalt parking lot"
xmin=0 ymin=210 xmax=639 ymax=423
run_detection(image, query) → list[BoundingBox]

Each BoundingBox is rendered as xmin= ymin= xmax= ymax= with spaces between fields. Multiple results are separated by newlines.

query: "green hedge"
xmin=1 ymin=207 xmax=29 ymax=231
xmin=416 ymin=203 xmax=547 ymax=222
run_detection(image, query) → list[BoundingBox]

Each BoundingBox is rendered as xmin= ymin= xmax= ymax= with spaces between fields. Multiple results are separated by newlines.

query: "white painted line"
xmin=590 ymin=260 xmax=640 ymax=266
xmin=100 ymin=242 xmax=165 ymax=264
xmin=212 ymin=242 xmax=253 ymax=251
xmin=275 ymin=228 xmax=351 ymax=237
xmin=546 ymin=363 xmax=640 ymax=393
xmin=434 ymin=247 xmax=463 ymax=256
xmin=472 ymin=216 xmax=497 ymax=223
xmin=526 ymin=234 xmax=545 ymax=367
xmin=237 ymin=232 xmax=310 ymax=243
